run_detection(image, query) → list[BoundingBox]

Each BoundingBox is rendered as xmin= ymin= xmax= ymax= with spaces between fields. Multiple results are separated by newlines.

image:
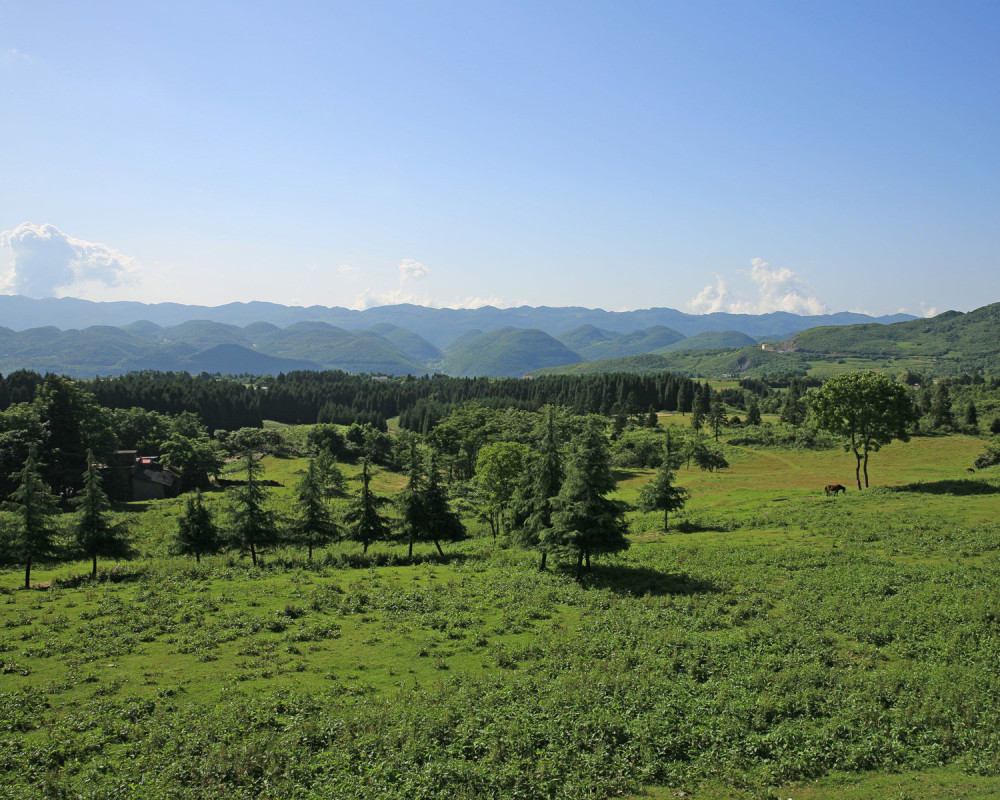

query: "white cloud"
xmin=4 ymin=48 xmax=30 ymax=62
xmin=689 ymin=257 xmax=828 ymax=316
xmin=398 ymin=258 xmax=429 ymax=279
xmin=920 ymin=302 xmax=938 ymax=318
xmin=338 ymin=263 xmax=354 ymax=274
xmin=0 ymin=222 xmax=138 ymax=298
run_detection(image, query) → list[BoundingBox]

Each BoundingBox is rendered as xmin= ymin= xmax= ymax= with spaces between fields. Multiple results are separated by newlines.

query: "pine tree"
xmin=548 ymin=422 xmax=629 ymax=579
xmin=513 ymin=407 xmax=564 ymax=569
xmin=965 ymin=401 xmax=978 ymax=430
xmin=227 ymin=453 xmax=280 ymax=566
xmin=395 ymin=442 xmax=426 ymax=559
xmin=745 ymin=396 xmax=762 ymax=426
xmin=73 ymin=450 xmax=132 ymax=579
xmin=931 ymin=384 xmax=953 ymax=429
xmin=708 ymin=395 xmax=726 ymax=441
xmin=419 ymin=451 xmax=466 ymax=556
xmin=637 ymin=459 xmax=689 ymax=533
xmin=173 ymin=490 xmax=221 ymax=563
xmin=5 ymin=444 xmax=62 ymax=589
xmin=292 ymin=458 xmax=340 ymax=559
xmin=343 ymin=459 xmax=390 ymax=554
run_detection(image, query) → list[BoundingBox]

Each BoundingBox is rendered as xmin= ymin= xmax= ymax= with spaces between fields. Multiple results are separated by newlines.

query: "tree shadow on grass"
xmin=578 ymin=564 xmax=719 ymax=597
xmin=890 ymin=479 xmax=1000 ymax=496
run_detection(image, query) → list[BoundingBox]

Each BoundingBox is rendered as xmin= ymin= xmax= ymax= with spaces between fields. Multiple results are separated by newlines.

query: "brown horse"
xmin=824 ymin=484 xmax=846 ymax=496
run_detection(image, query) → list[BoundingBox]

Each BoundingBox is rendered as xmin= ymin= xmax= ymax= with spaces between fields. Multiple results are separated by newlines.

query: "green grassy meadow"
xmin=2 ymin=432 xmax=999 ymax=799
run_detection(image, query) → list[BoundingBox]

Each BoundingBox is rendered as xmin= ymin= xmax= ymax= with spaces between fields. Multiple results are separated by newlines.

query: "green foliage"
xmin=161 ymin=434 xmax=224 ymax=490
xmin=811 ymin=371 xmax=917 ymax=489
xmin=171 ymin=490 xmax=222 ymax=563
xmin=3 ymin=444 xmax=61 ymax=588
xmin=636 ymin=464 xmax=689 ymax=532
xmin=475 ymin=441 xmax=530 ymax=540
xmin=547 ymin=421 xmax=629 ymax=575
xmin=72 ymin=451 xmax=133 ymax=578
xmin=291 ymin=459 xmax=341 ymax=559
xmin=343 ymin=460 xmax=391 ymax=554
xmin=226 ymin=454 xmax=281 ymax=566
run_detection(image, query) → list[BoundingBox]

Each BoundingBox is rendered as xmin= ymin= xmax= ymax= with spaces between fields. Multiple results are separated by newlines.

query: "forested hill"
xmin=0 ymin=295 xmax=913 ymax=346
xmin=787 ymin=302 xmax=1000 ymax=373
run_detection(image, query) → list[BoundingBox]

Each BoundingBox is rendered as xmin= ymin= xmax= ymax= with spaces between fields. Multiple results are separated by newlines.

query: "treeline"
xmin=0 ymin=370 xmax=711 ymax=432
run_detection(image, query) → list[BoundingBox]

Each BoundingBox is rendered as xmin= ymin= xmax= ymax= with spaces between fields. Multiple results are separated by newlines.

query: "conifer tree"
xmin=343 ymin=459 xmax=390 ymax=554
xmin=745 ymin=396 xmax=762 ymax=426
xmin=292 ymin=458 xmax=341 ymax=559
xmin=548 ymin=422 xmax=629 ymax=579
xmin=5 ymin=444 xmax=61 ymax=589
xmin=313 ymin=449 xmax=347 ymax=498
xmin=708 ymin=395 xmax=726 ymax=441
xmin=637 ymin=454 xmax=689 ymax=533
xmin=419 ymin=451 xmax=466 ymax=556
xmin=172 ymin=490 xmax=221 ymax=563
xmin=513 ymin=407 xmax=563 ymax=569
xmin=227 ymin=453 xmax=280 ymax=566
xmin=395 ymin=442 xmax=426 ymax=559
xmin=73 ymin=450 xmax=132 ymax=579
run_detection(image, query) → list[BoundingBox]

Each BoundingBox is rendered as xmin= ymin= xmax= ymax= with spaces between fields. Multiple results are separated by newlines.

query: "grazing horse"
xmin=824 ymin=484 xmax=846 ymax=496
xmin=967 ymin=468 xmax=976 ymax=473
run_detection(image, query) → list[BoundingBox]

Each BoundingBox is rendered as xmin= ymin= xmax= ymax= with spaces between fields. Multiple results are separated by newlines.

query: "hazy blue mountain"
xmin=442 ymin=327 xmax=582 ymax=377
xmin=0 ymin=294 xmax=917 ymax=345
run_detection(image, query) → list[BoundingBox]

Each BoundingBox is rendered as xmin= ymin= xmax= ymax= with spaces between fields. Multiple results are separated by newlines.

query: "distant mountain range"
xmin=0 ymin=294 xmax=912 ymax=346
xmin=0 ymin=293 xmax=962 ymax=379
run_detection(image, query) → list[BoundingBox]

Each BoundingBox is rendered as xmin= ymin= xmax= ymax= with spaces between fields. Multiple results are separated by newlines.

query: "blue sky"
xmin=1 ymin=1 xmax=998 ymax=316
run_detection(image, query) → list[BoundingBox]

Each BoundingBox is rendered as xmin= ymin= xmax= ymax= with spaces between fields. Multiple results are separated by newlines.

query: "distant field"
xmin=3 ymin=432 xmax=999 ymax=799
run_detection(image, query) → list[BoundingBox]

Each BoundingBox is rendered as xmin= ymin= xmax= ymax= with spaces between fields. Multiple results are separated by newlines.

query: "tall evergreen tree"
xmin=395 ymin=442 xmax=426 ymax=559
xmin=5 ymin=444 xmax=61 ymax=589
xmin=513 ymin=407 xmax=564 ymax=569
xmin=931 ymin=384 xmax=953 ymax=429
xmin=73 ymin=450 xmax=132 ymax=579
xmin=227 ymin=453 xmax=280 ymax=566
xmin=708 ymin=395 xmax=727 ymax=441
xmin=292 ymin=458 xmax=341 ymax=559
xmin=419 ymin=451 xmax=466 ymax=556
xmin=548 ymin=422 xmax=629 ymax=578
xmin=172 ymin=490 xmax=221 ymax=563
xmin=343 ymin=459 xmax=391 ymax=554
xmin=745 ymin=396 xmax=762 ymax=426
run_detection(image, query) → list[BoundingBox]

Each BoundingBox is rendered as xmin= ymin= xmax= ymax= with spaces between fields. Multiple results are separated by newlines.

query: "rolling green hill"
xmin=788 ymin=302 xmax=1000 ymax=374
xmin=532 ymin=346 xmax=811 ymax=378
xmin=573 ymin=325 xmax=686 ymax=361
xmin=442 ymin=327 xmax=582 ymax=377
xmin=655 ymin=329 xmax=757 ymax=353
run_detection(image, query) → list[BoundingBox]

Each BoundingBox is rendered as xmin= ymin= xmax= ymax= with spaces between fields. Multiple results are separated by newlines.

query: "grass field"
xmin=2 ymin=431 xmax=999 ymax=799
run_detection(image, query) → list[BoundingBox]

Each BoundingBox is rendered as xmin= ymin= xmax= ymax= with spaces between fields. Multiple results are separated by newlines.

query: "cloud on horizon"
xmin=0 ymin=222 xmax=138 ymax=298
xmin=689 ymin=258 xmax=828 ymax=316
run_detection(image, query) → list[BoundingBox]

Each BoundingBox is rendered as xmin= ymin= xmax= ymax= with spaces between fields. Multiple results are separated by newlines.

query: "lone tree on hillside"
xmin=637 ymin=443 xmax=690 ymax=532
xmin=810 ymin=371 xmax=916 ymax=490
xmin=73 ymin=450 xmax=133 ymax=579
xmin=4 ymin=444 xmax=61 ymax=589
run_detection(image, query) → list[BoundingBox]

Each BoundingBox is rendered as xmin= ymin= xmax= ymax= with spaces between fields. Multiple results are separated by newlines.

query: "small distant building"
xmin=105 ymin=451 xmax=180 ymax=501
